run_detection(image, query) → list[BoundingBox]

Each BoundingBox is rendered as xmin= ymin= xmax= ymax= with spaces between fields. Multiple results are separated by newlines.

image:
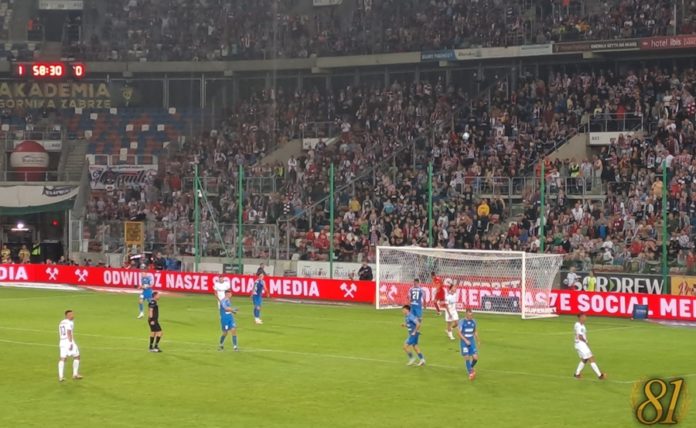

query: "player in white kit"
xmin=444 ymin=284 xmax=459 ymax=340
xmin=58 ymin=310 xmax=82 ymax=382
xmin=573 ymin=313 xmax=605 ymax=380
xmin=213 ymin=275 xmax=231 ymax=305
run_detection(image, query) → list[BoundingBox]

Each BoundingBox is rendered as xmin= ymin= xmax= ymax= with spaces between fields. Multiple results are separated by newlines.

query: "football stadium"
xmin=1 ymin=1 xmax=696 ymax=427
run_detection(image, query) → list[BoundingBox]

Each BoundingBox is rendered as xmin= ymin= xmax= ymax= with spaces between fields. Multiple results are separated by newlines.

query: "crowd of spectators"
xmin=79 ymin=63 xmax=696 ymax=275
xmin=71 ymin=0 xmax=696 ymax=61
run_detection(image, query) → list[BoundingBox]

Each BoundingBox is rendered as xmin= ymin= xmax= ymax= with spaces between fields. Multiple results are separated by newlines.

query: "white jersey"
xmin=213 ymin=277 xmax=231 ymax=301
xmin=574 ymin=322 xmax=587 ymax=344
xmin=59 ymin=319 xmax=74 ymax=342
xmin=445 ymin=293 xmax=459 ymax=322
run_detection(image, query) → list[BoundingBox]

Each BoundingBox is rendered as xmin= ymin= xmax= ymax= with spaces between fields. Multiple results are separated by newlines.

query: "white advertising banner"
xmin=38 ymin=0 xmax=84 ymax=10
xmin=13 ymin=140 xmax=62 ymax=152
xmin=313 ymin=0 xmax=343 ymax=5
xmin=0 ymin=185 xmax=78 ymax=208
xmin=89 ymin=164 xmax=158 ymax=189
xmin=297 ymin=261 xmax=400 ymax=281
xmin=589 ymin=132 xmax=627 ymax=146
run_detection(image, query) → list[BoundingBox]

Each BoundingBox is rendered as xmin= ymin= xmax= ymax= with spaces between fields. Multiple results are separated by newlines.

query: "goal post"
xmin=375 ymin=247 xmax=564 ymax=319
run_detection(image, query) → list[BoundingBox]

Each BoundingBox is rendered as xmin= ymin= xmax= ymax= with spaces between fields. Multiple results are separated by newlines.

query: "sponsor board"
xmin=0 ymin=264 xmax=374 ymax=304
xmin=13 ymin=139 xmax=62 ymax=152
xmin=313 ymin=0 xmax=342 ymax=5
xmin=0 ymin=185 xmax=79 ymax=209
xmin=670 ymin=275 xmax=696 ymax=296
xmin=297 ymin=261 xmax=399 ymax=281
xmin=589 ymin=132 xmax=629 ymax=146
xmin=420 ymin=50 xmax=456 ymax=62
xmin=640 ymin=35 xmax=696 ymax=51
xmin=518 ymin=44 xmax=553 ymax=56
xmin=553 ymin=39 xmax=639 ymax=53
xmin=89 ymin=164 xmax=158 ymax=189
xmin=560 ymin=271 xmax=665 ymax=295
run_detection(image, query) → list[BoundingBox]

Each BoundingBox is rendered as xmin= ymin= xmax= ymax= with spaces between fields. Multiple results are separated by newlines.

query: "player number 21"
xmin=635 ymin=378 xmax=685 ymax=425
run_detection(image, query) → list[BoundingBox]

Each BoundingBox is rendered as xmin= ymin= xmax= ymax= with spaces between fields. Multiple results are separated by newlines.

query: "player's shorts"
xmin=220 ymin=315 xmax=236 ymax=331
xmin=59 ymin=341 xmax=80 ymax=358
xmin=252 ymin=295 xmax=262 ymax=307
xmin=460 ymin=340 xmax=477 ymax=356
xmin=445 ymin=310 xmax=459 ymax=323
xmin=575 ymin=342 xmax=593 ymax=360
xmin=410 ymin=305 xmax=422 ymax=319
xmin=140 ymin=288 xmax=153 ymax=300
xmin=405 ymin=332 xmax=420 ymax=346
xmin=149 ymin=321 xmax=162 ymax=332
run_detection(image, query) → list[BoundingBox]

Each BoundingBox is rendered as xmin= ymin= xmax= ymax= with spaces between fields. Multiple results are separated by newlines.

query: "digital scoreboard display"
xmin=12 ymin=62 xmax=86 ymax=79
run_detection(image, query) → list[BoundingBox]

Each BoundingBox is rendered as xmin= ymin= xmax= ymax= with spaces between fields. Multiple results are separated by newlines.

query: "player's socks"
xmin=58 ymin=360 xmax=65 ymax=379
xmin=465 ymin=359 xmax=473 ymax=374
xmin=407 ymin=352 xmax=413 ymax=359
xmin=417 ymin=353 xmax=424 ymax=360
xmin=575 ymin=361 xmax=585 ymax=376
xmin=590 ymin=362 xmax=602 ymax=377
xmin=219 ymin=335 xmax=226 ymax=345
xmin=253 ymin=308 xmax=260 ymax=318
xmin=232 ymin=336 xmax=238 ymax=347
xmin=154 ymin=336 xmax=161 ymax=348
xmin=149 ymin=337 xmax=154 ymax=349
xmin=472 ymin=359 xmax=478 ymax=368
xmin=73 ymin=360 xmax=80 ymax=377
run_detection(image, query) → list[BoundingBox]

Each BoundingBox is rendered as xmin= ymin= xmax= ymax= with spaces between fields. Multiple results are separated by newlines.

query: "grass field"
xmin=0 ymin=286 xmax=693 ymax=428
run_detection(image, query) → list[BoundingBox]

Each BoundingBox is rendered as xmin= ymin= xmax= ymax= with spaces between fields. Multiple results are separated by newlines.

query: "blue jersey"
xmin=220 ymin=298 xmax=233 ymax=319
xmin=408 ymin=286 xmax=424 ymax=307
xmin=141 ymin=275 xmax=152 ymax=288
xmin=459 ymin=318 xmax=477 ymax=339
xmin=459 ymin=318 xmax=478 ymax=356
xmin=253 ymin=279 xmax=265 ymax=297
xmin=404 ymin=313 xmax=419 ymax=334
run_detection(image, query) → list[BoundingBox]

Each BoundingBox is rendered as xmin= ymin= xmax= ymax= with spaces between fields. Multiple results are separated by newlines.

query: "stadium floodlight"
xmin=375 ymin=247 xmax=563 ymax=319
xmin=11 ymin=222 xmax=29 ymax=231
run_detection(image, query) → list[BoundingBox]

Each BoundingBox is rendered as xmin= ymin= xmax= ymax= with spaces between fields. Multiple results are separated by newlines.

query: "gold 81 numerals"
xmin=635 ymin=378 xmax=686 ymax=425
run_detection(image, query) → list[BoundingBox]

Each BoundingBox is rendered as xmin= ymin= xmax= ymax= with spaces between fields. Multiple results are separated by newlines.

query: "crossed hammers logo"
xmin=75 ymin=268 xmax=89 ymax=282
xmin=45 ymin=267 xmax=59 ymax=281
xmin=340 ymin=282 xmax=358 ymax=298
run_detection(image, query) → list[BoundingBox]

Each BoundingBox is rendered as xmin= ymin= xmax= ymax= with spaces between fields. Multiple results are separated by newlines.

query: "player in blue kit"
xmin=137 ymin=269 xmax=154 ymax=319
xmin=408 ymin=278 xmax=425 ymax=321
xmin=218 ymin=290 xmax=238 ymax=351
xmin=251 ymin=273 xmax=269 ymax=324
xmin=457 ymin=308 xmax=480 ymax=380
xmin=401 ymin=305 xmax=425 ymax=366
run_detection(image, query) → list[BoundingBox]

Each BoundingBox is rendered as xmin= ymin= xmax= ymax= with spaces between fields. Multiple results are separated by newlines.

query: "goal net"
xmin=375 ymin=247 xmax=564 ymax=319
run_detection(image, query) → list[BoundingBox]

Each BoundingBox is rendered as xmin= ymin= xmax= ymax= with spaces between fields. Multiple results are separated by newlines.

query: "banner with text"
xmin=0 ymin=185 xmax=78 ymax=209
xmin=553 ymin=39 xmax=639 ymax=53
xmin=0 ymin=264 xmax=375 ymax=304
xmin=640 ymin=35 xmax=696 ymax=51
xmin=669 ymin=275 xmax=696 ymax=296
xmin=89 ymin=164 xmax=158 ymax=189
xmin=560 ymin=271 xmax=665 ymax=295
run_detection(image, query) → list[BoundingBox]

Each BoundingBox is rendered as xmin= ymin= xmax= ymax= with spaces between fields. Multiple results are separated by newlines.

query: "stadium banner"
xmin=297 ymin=261 xmax=399 ymax=280
xmin=589 ymin=131 xmax=625 ymax=146
xmin=553 ymin=39 xmax=639 ymax=53
xmin=560 ymin=271 xmax=665 ymax=295
xmin=518 ymin=44 xmax=553 ymax=56
xmin=0 ymin=264 xmax=374 ymax=304
xmin=669 ymin=275 xmax=696 ymax=296
xmin=420 ymin=50 xmax=457 ymax=62
xmin=89 ymin=164 xmax=158 ymax=189
xmin=0 ymin=185 xmax=78 ymax=209
xmin=550 ymin=289 xmax=696 ymax=321
xmin=13 ymin=139 xmax=62 ymax=152
xmin=313 ymin=0 xmax=342 ymax=5
xmin=640 ymin=35 xmax=696 ymax=50
xmin=38 ymin=0 xmax=84 ymax=10
xmin=0 ymin=82 xmax=116 ymax=109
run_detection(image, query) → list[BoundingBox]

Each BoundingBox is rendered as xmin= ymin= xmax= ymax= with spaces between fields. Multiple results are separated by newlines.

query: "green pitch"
xmin=0 ymin=287 xmax=693 ymax=428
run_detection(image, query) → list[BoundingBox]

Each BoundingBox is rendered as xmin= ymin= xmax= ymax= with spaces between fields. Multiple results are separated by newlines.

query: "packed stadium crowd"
xmin=74 ymin=63 xmax=696 ymax=275
xmin=70 ymin=0 xmax=696 ymax=61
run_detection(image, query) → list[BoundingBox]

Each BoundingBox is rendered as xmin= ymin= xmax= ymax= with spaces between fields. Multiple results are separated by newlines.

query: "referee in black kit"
xmin=148 ymin=292 xmax=163 ymax=352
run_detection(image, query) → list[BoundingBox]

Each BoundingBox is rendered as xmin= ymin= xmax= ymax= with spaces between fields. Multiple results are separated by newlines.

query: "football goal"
xmin=375 ymin=247 xmax=563 ymax=319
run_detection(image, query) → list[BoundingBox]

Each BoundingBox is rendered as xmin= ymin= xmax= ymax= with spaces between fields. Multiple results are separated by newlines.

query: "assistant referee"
xmin=148 ymin=292 xmax=163 ymax=352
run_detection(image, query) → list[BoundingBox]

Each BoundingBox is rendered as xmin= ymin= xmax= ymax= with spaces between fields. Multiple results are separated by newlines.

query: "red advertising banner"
xmin=0 ymin=264 xmax=375 ymax=304
xmin=551 ymin=289 xmax=696 ymax=321
xmin=640 ymin=35 xmax=696 ymax=50
xmin=2 ymin=264 xmax=696 ymax=321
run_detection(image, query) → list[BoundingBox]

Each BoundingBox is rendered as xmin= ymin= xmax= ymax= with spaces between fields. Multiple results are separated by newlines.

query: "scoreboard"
xmin=12 ymin=62 xmax=86 ymax=79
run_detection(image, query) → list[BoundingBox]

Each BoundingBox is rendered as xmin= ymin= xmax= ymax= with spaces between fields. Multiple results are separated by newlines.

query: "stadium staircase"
xmin=58 ymin=140 xmax=89 ymax=182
